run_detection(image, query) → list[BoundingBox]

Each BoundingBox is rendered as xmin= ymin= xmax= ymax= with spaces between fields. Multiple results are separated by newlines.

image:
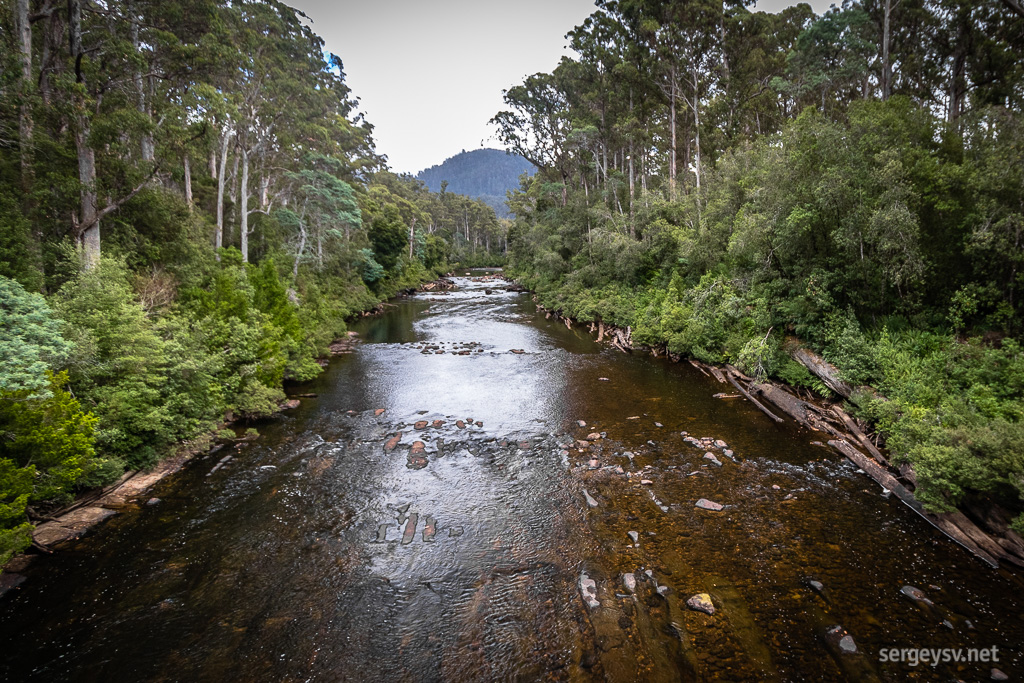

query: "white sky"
xmin=289 ymin=0 xmax=836 ymax=175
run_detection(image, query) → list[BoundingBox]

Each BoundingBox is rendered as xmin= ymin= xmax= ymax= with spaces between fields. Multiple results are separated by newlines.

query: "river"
xmin=1 ymin=273 xmax=1022 ymax=682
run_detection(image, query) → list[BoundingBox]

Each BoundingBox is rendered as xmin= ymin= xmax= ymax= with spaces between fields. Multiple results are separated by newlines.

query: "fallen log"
xmin=725 ymin=364 xmax=752 ymax=382
xmin=792 ymin=347 xmax=853 ymax=398
xmin=614 ymin=328 xmax=632 ymax=352
xmin=726 ymin=372 xmax=784 ymax=424
xmin=831 ymin=406 xmax=889 ymax=466
xmin=753 ymin=383 xmax=842 ymax=436
xmin=708 ymin=365 xmax=727 ymax=384
xmin=828 ymin=439 xmax=1008 ymax=568
xmin=688 ymin=359 xmax=710 ymax=377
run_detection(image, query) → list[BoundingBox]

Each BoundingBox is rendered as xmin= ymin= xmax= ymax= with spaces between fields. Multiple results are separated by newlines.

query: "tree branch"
xmin=1001 ymin=0 xmax=1024 ymax=19
xmin=76 ymin=164 xmax=161 ymax=236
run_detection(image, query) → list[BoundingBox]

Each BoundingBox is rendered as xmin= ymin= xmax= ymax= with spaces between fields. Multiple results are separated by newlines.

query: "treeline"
xmin=496 ymin=1 xmax=1024 ymax=528
xmin=0 ymin=0 xmax=498 ymax=562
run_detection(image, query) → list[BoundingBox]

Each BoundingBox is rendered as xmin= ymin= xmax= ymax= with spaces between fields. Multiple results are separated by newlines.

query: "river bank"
xmin=527 ymin=292 xmax=1024 ymax=571
xmin=1 ymin=268 xmax=457 ymax=588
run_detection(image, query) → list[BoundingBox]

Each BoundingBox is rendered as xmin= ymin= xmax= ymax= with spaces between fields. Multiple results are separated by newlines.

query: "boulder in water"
xmin=686 ymin=593 xmax=715 ymax=615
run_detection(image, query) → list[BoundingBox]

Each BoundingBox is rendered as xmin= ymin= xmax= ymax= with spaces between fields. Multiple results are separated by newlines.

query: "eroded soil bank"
xmin=1 ymin=274 xmax=1022 ymax=682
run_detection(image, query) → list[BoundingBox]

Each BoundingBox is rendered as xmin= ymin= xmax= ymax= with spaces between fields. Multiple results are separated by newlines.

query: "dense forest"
xmin=0 ymin=0 xmax=504 ymax=562
xmin=417 ymin=148 xmax=536 ymax=218
xmin=495 ymin=1 xmax=1024 ymax=529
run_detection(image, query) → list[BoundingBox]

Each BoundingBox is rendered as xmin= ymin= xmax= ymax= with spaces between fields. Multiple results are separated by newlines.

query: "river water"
xmin=2 ymin=274 xmax=1022 ymax=682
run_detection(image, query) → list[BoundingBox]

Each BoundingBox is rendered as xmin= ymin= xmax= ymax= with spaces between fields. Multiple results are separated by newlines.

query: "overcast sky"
xmin=289 ymin=0 xmax=836 ymax=175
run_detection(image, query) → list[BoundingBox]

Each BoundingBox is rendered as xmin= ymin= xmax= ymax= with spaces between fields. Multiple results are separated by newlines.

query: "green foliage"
xmin=358 ymin=248 xmax=385 ymax=284
xmin=847 ymin=332 xmax=1024 ymax=511
xmin=0 ymin=276 xmax=72 ymax=396
xmin=368 ymin=211 xmax=408 ymax=273
xmin=0 ymin=372 xmax=99 ymax=503
xmin=0 ymin=459 xmax=34 ymax=566
xmin=54 ymin=259 xmax=175 ymax=467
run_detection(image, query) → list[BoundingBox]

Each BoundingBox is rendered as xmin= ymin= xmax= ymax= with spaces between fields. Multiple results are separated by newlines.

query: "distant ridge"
xmin=417 ymin=148 xmax=535 ymax=218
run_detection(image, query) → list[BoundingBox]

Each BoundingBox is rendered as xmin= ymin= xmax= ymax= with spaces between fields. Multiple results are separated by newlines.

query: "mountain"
xmin=417 ymin=148 xmax=536 ymax=218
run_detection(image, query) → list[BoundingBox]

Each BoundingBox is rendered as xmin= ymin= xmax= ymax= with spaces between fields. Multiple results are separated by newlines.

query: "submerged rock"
xmin=686 ymin=593 xmax=715 ymax=615
xmin=695 ymin=498 xmax=723 ymax=511
xmin=414 ymin=420 xmax=428 ymax=429
xmin=627 ymin=530 xmax=639 ymax=544
xmin=579 ymin=573 xmax=601 ymax=609
xmin=586 ymin=432 xmax=602 ymax=441
xmin=825 ymin=625 xmax=858 ymax=654
xmin=583 ymin=489 xmax=599 ymax=508
xmin=900 ymin=585 xmax=933 ymax=605
xmin=402 ymin=514 xmax=418 ymax=544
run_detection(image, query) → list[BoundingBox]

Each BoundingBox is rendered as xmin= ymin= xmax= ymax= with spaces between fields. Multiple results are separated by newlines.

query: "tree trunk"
xmin=69 ymin=0 xmax=100 ymax=269
xmin=881 ymin=0 xmax=892 ymax=100
xmin=691 ymin=69 xmax=702 ymax=193
xmin=129 ymin=7 xmax=155 ymax=162
xmin=408 ymin=217 xmax=416 ymax=259
xmin=628 ymin=92 xmax=635 ymax=230
xmin=215 ymin=131 xmax=230 ymax=254
xmin=293 ymin=216 xmax=306 ymax=281
xmin=183 ymin=154 xmax=193 ymax=209
xmin=228 ymin=148 xmax=239 ymax=245
xmin=240 ymin=146 xmax=250 ymax=263
xmin=16 ymin=0 xmax=33 ymax=179
xmin=669 ymin=69 xmax=677 ymax=202
xmin=75 ymin=123 xmax=100 ymax=269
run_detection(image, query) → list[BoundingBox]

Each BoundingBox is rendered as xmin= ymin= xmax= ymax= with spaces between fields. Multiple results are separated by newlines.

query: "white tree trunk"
xmin=184 ymin=155 xmax=193 ymax=209
xmin=16 ymin=0 xmax=32 ymax=177
xmin=215 ymin=130 xmax=230 ymax=254
xmin=240 ymin=146 xmax=250 ymax=262
xmin=76 ymin=124 xmax=100 ymax=269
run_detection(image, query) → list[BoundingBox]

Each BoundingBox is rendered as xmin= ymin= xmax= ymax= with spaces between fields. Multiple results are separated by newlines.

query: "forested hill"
xmin=417 ymin=149 xmax=535 ymax=217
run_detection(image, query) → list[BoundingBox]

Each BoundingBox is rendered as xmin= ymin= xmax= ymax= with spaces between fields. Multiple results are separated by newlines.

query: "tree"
xmin=0 ymin=276 xmax=71 ymax=396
